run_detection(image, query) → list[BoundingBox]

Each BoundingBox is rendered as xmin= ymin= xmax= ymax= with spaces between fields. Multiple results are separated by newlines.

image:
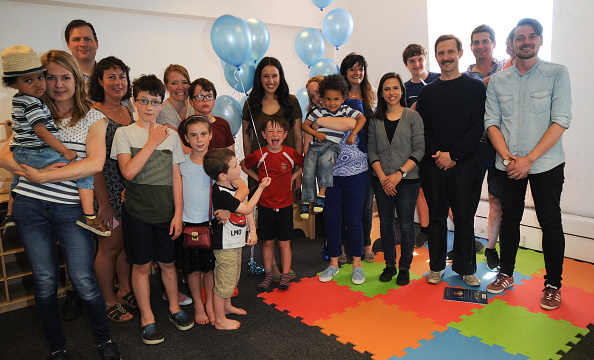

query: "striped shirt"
xmin=9 ymin=94 xmax=59 ymax=150
xmin=306 ymin=105 xmax=361 ymax=144
xmin=12 ymin=108 xmax=105 ymax=204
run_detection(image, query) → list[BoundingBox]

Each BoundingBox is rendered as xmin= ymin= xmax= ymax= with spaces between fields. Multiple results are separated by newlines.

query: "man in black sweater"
xmin=416 ymin=34 xmax=486 ymax=287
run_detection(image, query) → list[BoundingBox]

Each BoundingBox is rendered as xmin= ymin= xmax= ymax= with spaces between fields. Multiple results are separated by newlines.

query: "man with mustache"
xmin=416 ymin=35 xmax=486 ymax=287
xmin=465 ymin=24 xmax=505 ymax=270
xmin=484 ymin=18 xmax=572 ymax=311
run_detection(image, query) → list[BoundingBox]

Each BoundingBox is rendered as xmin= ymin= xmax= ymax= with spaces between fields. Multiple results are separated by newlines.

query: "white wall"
xmin=1 ymin=0 xmax=592 ymax=261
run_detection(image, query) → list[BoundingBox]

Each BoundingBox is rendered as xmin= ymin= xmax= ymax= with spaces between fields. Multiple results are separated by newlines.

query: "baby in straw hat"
xmin=1 ymin=45 xmax=110 ymax=237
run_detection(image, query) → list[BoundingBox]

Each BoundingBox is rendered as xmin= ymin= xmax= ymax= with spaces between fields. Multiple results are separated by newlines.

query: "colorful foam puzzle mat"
xmin=258 ymin=242 xmax=594 ymax=359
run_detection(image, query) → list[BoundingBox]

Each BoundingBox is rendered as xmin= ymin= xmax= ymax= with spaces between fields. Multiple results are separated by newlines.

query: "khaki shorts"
xmin=213 ymin=247 xmax=242 ymax=298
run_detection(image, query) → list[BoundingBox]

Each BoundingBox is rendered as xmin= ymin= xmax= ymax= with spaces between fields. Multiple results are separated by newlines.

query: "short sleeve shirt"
xmin=212 ymin=183 xmax=246 ymax=250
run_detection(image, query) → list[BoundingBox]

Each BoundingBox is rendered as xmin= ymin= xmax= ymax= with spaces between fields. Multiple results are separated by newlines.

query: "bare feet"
xmin=206 ymin=306 xmax=216 ymax=325
xmin=225 ymin=305 xmax=247 ymax=316
xmin=194 ymin=311 xmax=210 ymax=325
xmin=215 ymin=318 xmax=240 ymax=330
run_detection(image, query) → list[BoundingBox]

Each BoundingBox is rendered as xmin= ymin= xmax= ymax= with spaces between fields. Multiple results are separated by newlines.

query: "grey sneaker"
xmin=463 ymin=274 xmax=481 ymax=287
xmin=426 ymin=270 xmax=444 ymax=284
xmin=351 ymin=267 xmax=366 ymax=285
xmin=319 ymin=266 xmax=339 ymax=282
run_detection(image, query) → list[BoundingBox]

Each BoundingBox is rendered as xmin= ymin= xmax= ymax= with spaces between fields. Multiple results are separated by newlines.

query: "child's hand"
xmin=63 ymin=149 xmax=77 ymax=161
xmin=346 ymin=133 xmax=356 ymax=145
xmin=314 ymin=131 xmax=327 ymax=142
xmin=170 ymin=215 xmax=183 ymax=240
xmin=247 ymin=231 xmax=258 ymax=246
xmin=214 ymin=209 xmax=230 ymax=224
xmin=148 ymin=122 xmax=170 ymax=146
xmin=259 ymin=177 xmax=271 ymax=188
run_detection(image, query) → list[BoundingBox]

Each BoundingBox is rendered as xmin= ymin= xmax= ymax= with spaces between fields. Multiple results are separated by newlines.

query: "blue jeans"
xmin=13 ymin=195 xmax=111 ymax=353
xmin=362 ymin=171 xmax=374 ymax=247
xmin=302 ymin=140 xmax=340 ymax=203
xmin=496 ymin=164 xmax=565 ymax=288
xmin=372 ymin=177 xmax=420 ymax=269
xmin=12 ymin=147 xmax=93 ymax=192
xmin=324 ymin=172 xmax=367 ymax=258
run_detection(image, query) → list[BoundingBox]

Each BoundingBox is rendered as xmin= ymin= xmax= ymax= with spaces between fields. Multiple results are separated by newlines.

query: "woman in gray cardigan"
xmin=368 ymin=73 xmax=425 ymax=285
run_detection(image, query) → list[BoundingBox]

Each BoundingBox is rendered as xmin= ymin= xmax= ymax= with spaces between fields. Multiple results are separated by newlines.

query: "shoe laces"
xmin=494 ymin=273 xmax=509 ymax=285
xmin=543 ymin=285 xmax=559 ymax=300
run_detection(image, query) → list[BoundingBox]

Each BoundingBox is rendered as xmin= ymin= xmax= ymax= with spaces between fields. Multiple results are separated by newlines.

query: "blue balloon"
xmin=245 ymin=18 xmax=270 ymax=63
xmin=322 ymin=8 xmax=354 ymax=49
xmin=311 ymin=0 xmax=333 ymax=10
xmin=309 ymin=58 xmax=339 ymax=77
xmin=223 ymin=61 xmax=256 ymax=93
xmin=213 ymin=95 xmax=242 ymax=136
xmin=210 ymin=15 xmax=252 ymax=66
xmin=294 ymin=28 xmax=325 ymax=67
xmin=295 ymin=87 xmax=310 ymax=122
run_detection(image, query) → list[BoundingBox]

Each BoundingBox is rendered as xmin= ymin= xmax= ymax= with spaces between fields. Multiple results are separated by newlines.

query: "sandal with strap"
xmin=107 ymin=302 xmax=133 ymax=323
xmin=363 ymin=253 xmax=376 ymax=263
xmin=118 ymin=291 xmax=138 ymax=308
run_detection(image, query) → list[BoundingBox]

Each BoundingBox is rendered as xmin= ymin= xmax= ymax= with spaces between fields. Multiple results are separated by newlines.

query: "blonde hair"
xmin=40 ymin=50 xmax=92 ymax=127
xmin=305 ymin=75 xmax=325 ymax=111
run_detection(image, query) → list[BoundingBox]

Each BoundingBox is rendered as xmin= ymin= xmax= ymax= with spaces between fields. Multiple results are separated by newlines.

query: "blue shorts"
xmin=12 ymin=146 xmax=93 ymax=192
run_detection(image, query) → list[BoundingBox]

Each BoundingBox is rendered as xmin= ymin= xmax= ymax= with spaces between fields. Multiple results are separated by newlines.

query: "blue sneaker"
xmin=300 ymin=203 xmax=310 ymax=219
xmin=169 ymin=310 xmax=194 ymax=331
xmin=313 ymin=196 xmax=325 ymax=213
xmin=319 ymin=266 xmax=339 ymax=282
xmin=352 ymin=267 xmax=366 ymax=285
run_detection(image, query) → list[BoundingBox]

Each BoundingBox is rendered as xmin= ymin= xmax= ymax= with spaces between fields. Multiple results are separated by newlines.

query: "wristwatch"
xmin=398 ymin=168 xmax=407 ymax=178
xmin=503 ymin=157 xmax=513 ymax=166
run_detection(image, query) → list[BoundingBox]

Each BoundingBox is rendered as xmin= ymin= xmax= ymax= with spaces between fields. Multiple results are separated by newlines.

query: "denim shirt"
xmin=484 ymin=59 xmax=572 ymax=174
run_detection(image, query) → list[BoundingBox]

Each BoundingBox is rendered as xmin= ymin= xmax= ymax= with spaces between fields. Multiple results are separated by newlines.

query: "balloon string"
xmin=235 ymin=68 xmax=269 ymax=179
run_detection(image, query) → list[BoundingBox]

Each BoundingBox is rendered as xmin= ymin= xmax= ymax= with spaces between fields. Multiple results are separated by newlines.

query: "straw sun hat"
xmin=1 ymin=45 xmax=45 ymax=77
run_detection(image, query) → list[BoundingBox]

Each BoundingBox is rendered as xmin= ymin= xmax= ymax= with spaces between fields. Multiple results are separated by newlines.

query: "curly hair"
xmin=318 ymin=74 xmax=348 ymax=99
xmin=40 ymin=50 xmax=92 ymax=127
xmin=88 ymin=56 xmax=131 ymax=103
xmin=339 ymin=53 xmax=376 ymax=111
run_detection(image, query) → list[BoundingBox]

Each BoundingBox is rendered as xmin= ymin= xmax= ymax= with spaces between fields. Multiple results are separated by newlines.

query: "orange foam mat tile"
xmin=258 ymin=276 xmax=370 ymax=326
xmin=376 ymin=278 xmax=483 ymax=327
xmin=494 ymin=275 xmax=594 ymax=328
xmin=532 ymin=258 xmax=594 ymax=294
xmin=313 ymin=298 xmax=446 ymax=360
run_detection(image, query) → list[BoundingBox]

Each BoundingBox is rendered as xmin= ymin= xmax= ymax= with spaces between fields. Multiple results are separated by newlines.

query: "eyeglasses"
xmin=135 ymin=98 xmax=162 ymax=106
xmin=191 ymin=94 xmax=215 ymax=102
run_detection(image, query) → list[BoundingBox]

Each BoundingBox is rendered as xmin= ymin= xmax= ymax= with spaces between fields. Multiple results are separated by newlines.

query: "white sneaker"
xmin=463 ymin=274 xmax=481 ymax=287
xmin=319 ymin=266 xmax=339 ymax=282
xmin=426 ymin=270 xmax=444 ymax=284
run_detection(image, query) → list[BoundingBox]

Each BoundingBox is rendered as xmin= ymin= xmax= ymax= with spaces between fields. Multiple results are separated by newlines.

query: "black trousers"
xmin=421 ymin=157 xmax=482 ymax=275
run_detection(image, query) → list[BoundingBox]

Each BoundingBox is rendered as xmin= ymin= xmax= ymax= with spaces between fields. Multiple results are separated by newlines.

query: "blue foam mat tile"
xmin=423 ymin=262 xmax=531 ymax=299
xmin=396 ymin=328 xmax=529 ymax=359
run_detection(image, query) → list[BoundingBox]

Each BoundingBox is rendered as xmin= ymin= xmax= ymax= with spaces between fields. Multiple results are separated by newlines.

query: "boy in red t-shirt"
xmin=240 ymin=116 xmax=303 ymax=290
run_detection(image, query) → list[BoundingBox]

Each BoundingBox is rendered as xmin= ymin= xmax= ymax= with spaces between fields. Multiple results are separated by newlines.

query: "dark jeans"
xmin=372 ymin=177 xmax=419 ymax=269
xmin=13 ymin=195 xmax=111 ymax=353
xmin=496 ymin=164 xmax=565 ymax=288
xmin=324 ymin=172 xmax=367 ymax=258
xmin=362 ymin=171 xmax=374 ymax=247
xmin=421 ymin=158 xmax=482 ymax=275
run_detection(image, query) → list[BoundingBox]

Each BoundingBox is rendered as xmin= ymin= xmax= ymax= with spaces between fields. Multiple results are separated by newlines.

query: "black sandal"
xmin=117 ymin=291 xmax=138 ymax=309
xmin=107 ymin=302 xmax=133 ymax=323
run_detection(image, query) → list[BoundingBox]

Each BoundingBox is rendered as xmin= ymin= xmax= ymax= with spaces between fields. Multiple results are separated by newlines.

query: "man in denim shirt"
xmin=484 ymin=18 xmax=572 ymax=311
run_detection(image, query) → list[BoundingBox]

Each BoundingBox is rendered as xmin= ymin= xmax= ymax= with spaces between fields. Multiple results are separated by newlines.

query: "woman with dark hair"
xmin=0 ymin=50 xmax=120 ymax=359
xmin=242 ymin=56 xmax=303 ymax=158
xmin=368 ymin=73 xmax=424 ymax=285
xmin=340 ymin=53 xmax=376 ymax=262
xmin=88 ymin=56 xmax=136 ymax=322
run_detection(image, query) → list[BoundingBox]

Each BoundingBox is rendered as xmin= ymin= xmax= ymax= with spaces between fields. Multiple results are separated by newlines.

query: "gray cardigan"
xmin=367 ymin=107 xmax=425 ymax=180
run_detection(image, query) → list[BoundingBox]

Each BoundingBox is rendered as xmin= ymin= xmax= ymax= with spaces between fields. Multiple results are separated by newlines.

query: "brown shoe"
xmin=76 ymin=215 xmax=112 ymax=237
xmin=486 ymin=273 xmax=514 ymax=294
xmin=540 ymin=284 xmax=561 ymax=310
